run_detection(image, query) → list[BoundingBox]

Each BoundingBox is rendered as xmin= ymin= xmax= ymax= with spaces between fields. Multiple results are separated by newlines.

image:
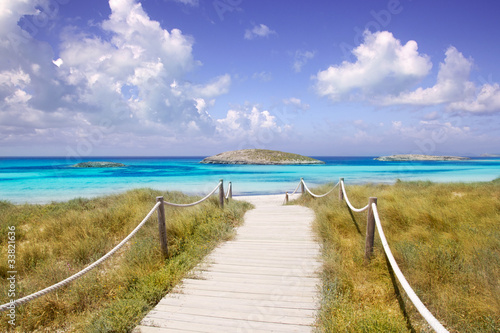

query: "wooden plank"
xmin=171 ymin=288 xmax=317 ymax=303
xmin=154 ymin=299 xmax=317 ymax=318
xmin=133 ymin=326 xmax=198 ymax=333
xmin=179 ymin=279 xmax=318 ymax=296
xmin=194 ymin=264 xmax=315 ymax=277
xmin=149 ymin=304 xmax=315 ymax=326
xmin=188 ymin=271 xmax=320 ymax=287
xmin=158 ymin=293 xmax=319 ymax=310
xmin=140 ymin=313 xmax=313 ymax=332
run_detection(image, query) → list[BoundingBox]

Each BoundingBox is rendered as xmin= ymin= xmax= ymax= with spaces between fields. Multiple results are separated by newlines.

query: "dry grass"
xmin=295 ymin=179 xmax=500 ymax=332
xmin=0 ymin=189 xmax=252 ymax=332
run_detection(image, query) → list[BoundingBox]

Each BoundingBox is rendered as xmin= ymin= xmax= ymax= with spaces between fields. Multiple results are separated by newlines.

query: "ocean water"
xmin=0 ymin=156 xmax=499 ymax=204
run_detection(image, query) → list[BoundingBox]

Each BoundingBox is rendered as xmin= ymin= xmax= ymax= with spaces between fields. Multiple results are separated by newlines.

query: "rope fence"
xmin=162 ymin=181 xmax=222 ymax=207
xmin=284 ymin=178 xmax=339 ymax=204
xmin=285 ymin=177 xmax=449 ymax=332
xmin=225 ymin=181 xmax=232 ymax=201
xmin=302 ymin=179 xmax=340 ymax=198
xmin=337 ymin=178 xmax=449 ymax=333
xmin=0 ymin=180 xmax=228 ymax=312
xmin=340 ymin=178 xmax=369 ymax=212
xmin=371 ymin=203 xmax=449 ymax=333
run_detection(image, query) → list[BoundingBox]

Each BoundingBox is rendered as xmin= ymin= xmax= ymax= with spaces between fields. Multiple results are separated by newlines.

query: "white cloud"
xmin=381 ymin=47 xmax=475 ymax=105
xmin=216 ymin=105 xmax=287 ymax=142
xmin=283 ymin=97 xmax=310 ymax=111
xmin=315 ymin=30 xmax=500 ymax=114
xmin=190 ymin=74 xmax=231 ymax=98
xmin=0 ymin=0 xmax=236 ymax=154
xmin=54 ymin=0 xmax=228 ymax=133
xmin=380 ymin=46 xmax=500 ymax=113
xmin=5 ymin=89 xmax=32 ymax=104
xmin=244 ymin=24 xmax=276 ymax=40
xmin=0 ymin=68 xmax=31 ymax=88
xmin=293 ymin=50 xmax=315 ymax=73
xmin=449 ymin=83 xmax=500 ymax=113
xmin=171 ymin=0 xmax=199 ymax=6
xmin=314 ymin=30 xmax=432 ymax=101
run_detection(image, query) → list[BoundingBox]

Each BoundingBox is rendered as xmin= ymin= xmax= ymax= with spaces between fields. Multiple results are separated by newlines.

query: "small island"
xmin=200 ymin=149 xmax=325 ymax=165
xmin=71 ymin=162 xmax=126 ymax=168
xmin=375 ymin=154 xmax=470 ymax=161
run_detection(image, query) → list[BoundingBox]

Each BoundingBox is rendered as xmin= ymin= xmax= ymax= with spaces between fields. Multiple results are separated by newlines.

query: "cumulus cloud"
xmin=0 ymin=0 xmax=238 ymax=154
xmin=381 ymin=47 xmax=475 ymax=105
xmin=293 ymin=50 xmax=315 ymax=73
xmin=244 ymin=24 xmax=276 ymax=40
xmin=216 ymin=105 xmax=289 ymax=143
xmin=314 ymin=30 xmax=500 ymax=114
xmin=314 ymin=31 xmax=432 ymax=101
xmin=380 ymin=46 xmax=500 ymax=113
xmin=448 ymin=83 xmax=500 ymax=113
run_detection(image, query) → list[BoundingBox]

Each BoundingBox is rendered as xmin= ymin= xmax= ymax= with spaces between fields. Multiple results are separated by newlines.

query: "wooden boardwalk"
xmin=134 ymin=194 xmax=322 ymax=333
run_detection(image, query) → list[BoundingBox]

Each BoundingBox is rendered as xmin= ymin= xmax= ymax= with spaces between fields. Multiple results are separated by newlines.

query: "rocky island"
xmin=375 ymin=154 xmax=470 ymax=161
xmin=200 ymin=149 xmax=325 ymax=165
xmin=71 ymin=162 xmax=126 ymax=168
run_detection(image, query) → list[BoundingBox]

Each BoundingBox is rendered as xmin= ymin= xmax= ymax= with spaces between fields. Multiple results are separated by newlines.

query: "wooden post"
xmin=228 ymin=181 xmax=232 ymax=200
xmin=156 ymin=196 xmax=169 ymax=258
xmin=339 ymin=177 xmax=344 ymax=201
xmin=219 ymin=179 xmax=224 ymax=209
xmin=300 ymin=178 xmax=305 ymax=195
xmin=285 ymin=192 xmax=289 ymax=204
xmin=365 ymin=197 xmax=377 ymax=261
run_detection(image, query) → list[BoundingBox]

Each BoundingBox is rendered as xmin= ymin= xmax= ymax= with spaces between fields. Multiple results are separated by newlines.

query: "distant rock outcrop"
xmin=375 ymin=154 xmax=470 ymax=161
xmin=200 ymin=149 xmax=324 ymax=165
xmin=71 ymin=162 xmax=126 ymax=168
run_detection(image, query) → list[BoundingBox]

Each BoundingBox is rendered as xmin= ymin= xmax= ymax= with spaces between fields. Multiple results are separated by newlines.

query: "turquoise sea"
xmin=0 ymin=156 xmax=499 ymax=204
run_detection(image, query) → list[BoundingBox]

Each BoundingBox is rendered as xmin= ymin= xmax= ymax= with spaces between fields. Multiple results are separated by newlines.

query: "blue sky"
xmin=1 ymin=0 xmax=499 ymax=157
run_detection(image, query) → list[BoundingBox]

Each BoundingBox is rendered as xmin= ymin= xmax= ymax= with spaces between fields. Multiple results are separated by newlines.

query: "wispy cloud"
xmin=170 ymin=0 xmax=199 ymax=6
xmin=293 ymin=50 xmax=315 ymax=73
xmin=252 ymin=71 xmax=272 ymax=82
xmin=283 ymin=97 xmax=310 ymax=111
xmin=244 ymin=24 xmax=276 ymax=40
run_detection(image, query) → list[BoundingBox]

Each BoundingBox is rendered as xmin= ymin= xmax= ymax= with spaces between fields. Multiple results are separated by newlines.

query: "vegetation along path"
xmin=135 ymin=194 xmax=322 ymax=332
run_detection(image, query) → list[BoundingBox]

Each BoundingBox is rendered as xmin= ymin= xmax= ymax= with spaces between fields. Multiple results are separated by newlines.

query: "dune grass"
xmin=294 ymin=179 xmax=500 ymax=333
xmin=0 ymin=189 xmax=252 ymax=332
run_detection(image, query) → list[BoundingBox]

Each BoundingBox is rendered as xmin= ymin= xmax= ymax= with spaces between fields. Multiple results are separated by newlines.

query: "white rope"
xmin=290 ymin=181 xmax=302 ymax=195
xmin=163 ymin=182 xmax=221 ymax=207
xmin=225 ymin=182 xmax=232 ymax=200
xmin=302 ymin=180 xmax=339 ymax=198
xmin=341 ymin=180 xmax=369 ymax=212
xmin=372 ymin=203 xmax=449 ymax=333
xmin=0 ymin=201 xmax=162 ymax=312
